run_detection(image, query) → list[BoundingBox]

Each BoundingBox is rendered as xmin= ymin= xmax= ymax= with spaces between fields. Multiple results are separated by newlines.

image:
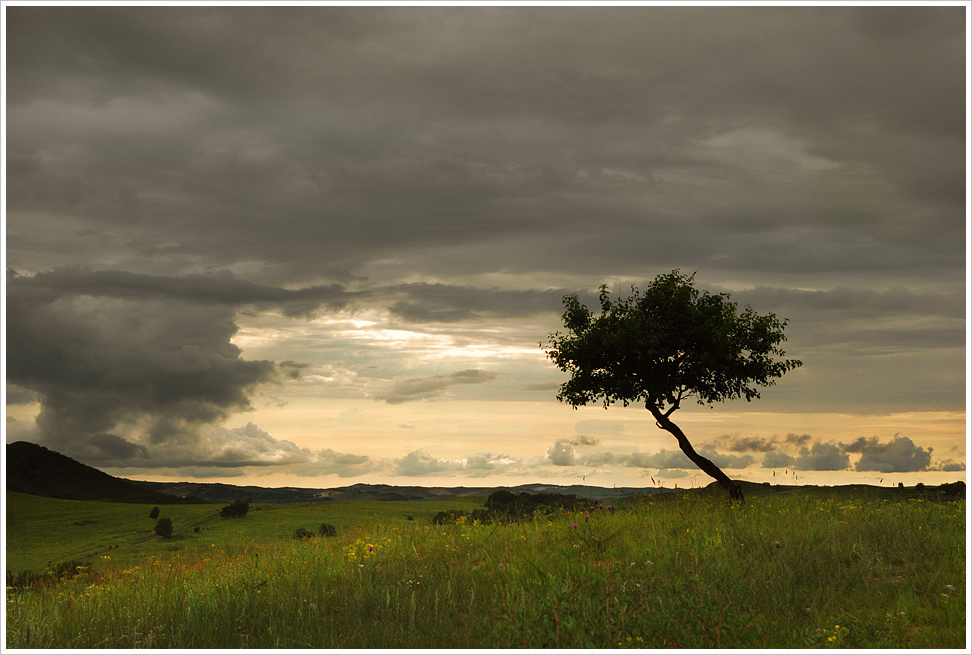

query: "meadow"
xmin=4 ymin=487 xmax=967 ymax=649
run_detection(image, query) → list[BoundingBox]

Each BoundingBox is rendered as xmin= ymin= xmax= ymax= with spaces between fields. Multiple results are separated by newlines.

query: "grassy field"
xmin=4 ymin=492 xmax=486 ymax=573
xmin=4 ymin=487 xmax=967 ymax=649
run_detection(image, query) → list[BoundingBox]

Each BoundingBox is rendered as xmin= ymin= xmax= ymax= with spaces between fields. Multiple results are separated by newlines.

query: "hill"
xmin=11 ymin=441 xmax=961 ymax=507
xmin=4 ymin=441 xmax=669 ymax=505
xmin=5 ymin=441 xmax=202 ymax=504
xmin=129 ymin=479 xmax=671 ymax=504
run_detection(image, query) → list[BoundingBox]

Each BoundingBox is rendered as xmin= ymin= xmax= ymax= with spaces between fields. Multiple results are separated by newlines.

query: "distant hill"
xmin=11 ymin=441 xmax=959 ymax=507
xmin=5 ymin=441 xmax=202 ymax=504
xmin=130 ymin=480 xmax=671 ymax=505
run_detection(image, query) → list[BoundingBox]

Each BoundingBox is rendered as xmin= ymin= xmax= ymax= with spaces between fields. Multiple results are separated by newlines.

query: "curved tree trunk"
xmin=648 ymin=405 xmax=744 ymax=502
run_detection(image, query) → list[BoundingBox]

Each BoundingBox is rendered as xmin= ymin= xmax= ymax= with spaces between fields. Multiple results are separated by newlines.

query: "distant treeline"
xmin=433 ymin=490 xmax=601 ymax=525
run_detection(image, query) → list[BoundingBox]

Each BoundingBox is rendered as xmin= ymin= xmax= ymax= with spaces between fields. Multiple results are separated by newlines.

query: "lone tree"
xmin=219 ymin=499 xmax=250 ymax=518
xmin=543 ymin=270 xmax=802 ymax=502
xmin=154 ymin=517 xmax=173 ymax=539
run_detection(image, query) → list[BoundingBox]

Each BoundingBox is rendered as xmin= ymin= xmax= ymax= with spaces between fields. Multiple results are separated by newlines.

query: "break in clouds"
xmin=4 ymin=269 xmax=515 ymax=467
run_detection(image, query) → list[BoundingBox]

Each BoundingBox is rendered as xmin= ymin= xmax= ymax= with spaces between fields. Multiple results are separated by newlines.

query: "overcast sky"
xmin=4 ymin=4 xmax=968 ymax=490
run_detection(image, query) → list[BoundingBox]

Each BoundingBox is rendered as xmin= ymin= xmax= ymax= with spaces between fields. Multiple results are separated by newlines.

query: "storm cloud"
xmin=4 ymin=6 xmax=966 ymax=482
xmin=6 ymin=271 xmax=285 ymax=460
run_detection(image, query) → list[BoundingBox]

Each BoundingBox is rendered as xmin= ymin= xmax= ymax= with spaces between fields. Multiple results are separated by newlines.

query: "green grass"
xmin=4 ymin=492 xmax=486 ymax=572
xmin=5 ymin=490 xmax=966 ymax=649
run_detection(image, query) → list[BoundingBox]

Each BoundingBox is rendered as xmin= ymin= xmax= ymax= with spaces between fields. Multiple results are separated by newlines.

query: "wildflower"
xmin=572 ymin=523 xmax=578 ymax=528
xmin=774 ymin=540 xmax=781 ymax=548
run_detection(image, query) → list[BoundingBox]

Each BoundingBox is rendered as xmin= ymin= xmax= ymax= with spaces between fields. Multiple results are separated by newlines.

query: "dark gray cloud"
xmin=932 ymin=460 xmax=966 ymax=473
xmin=394 ymin=449 xmax=467 ymax=477
xmin=843 ymin=435 xmax=934 ymax=473
xmin=560 ymin=445 xmax=754 ymax=471
xmin=386 ymin=283 xmax=569 ymax=323
xmin=716 ymin=433 xmax=815 ymax=453
xmin=4 ymin=6 xmax=966 ymax=474
xmin=762 ymin=451 xmax=796 ymax=469
xmin=8 ymin=267 xmax=361 ymax=317
xmin=794 ymin=443 xmax=851 ymax=471
xmin=84 ymin=433 xmax=150 ymax=462
xmin=372 ymin=369 xmax=500 ymax=405
xmin=6 ymin=6 xmax=964 ymax=283
xmin=5 ymin=269 xmax=289 ymax=462
xmin=5 ymin=384 xmax=38 ymax=406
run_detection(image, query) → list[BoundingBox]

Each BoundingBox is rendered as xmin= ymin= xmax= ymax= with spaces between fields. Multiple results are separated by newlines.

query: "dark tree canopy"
xmin=544 ymin=270 xmax=802 ymax=500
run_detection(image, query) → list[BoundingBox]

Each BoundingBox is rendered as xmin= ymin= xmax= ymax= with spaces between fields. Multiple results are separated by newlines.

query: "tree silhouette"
xmin=154 ymin=517 xmax=173 ymax=539
xmin=219 ymin=499 xmax=250 ymax=518
xmin=543 ymin=270 xmax=802 ymax=501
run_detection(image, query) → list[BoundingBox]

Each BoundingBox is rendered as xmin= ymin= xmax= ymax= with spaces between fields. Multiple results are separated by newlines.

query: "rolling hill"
xmin=5 ymin=441 xmax=669 ymax=505
xmin=5 ymin=441 xmax=202 ymax=504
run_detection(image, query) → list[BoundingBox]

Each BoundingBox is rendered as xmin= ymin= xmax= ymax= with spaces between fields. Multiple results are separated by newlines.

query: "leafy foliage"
xmin=544 ymin=270 xmax=802 ymax=415
xmin=318 ymin=523 xmax=338 ymax=537
xmin=219 ymin=499 xmax=250 ymax=519
xmin=153 ymin=517 xmax=173 ymax=539
xmin=543 ymin=270 xmax=802 ymax=500
xmin=433 ymin=491 xmax=589 ymax=525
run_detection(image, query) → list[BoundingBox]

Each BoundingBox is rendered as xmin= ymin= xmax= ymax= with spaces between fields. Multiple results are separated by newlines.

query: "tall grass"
xmin=6 ymin=492 xmax=965 ymax=649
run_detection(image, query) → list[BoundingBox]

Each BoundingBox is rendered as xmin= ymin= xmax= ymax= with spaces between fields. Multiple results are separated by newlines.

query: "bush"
xmin=294 ymin=527 xmax=314 ymax=540
xmin=149 ymin=507 xmax=160 ymax=519
xmin=318 ymin=523 xmax=337 ymax=537
xmin=154 ymin=517 xmax=173 ymax=539
xmin=219 ymin=499 xmax=250 ymax=518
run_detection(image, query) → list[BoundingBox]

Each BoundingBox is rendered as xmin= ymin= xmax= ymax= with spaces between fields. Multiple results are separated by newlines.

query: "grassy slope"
xmin=5 ymin=490 xmax=965 ymax=649
xmin=4 ymin=492 xmax=487 ymax=573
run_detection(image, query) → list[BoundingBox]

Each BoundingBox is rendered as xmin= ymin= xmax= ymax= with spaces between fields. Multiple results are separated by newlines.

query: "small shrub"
xmin=295 ymin=527 xmax=314 ymax=540
xmin=154 ymin=517 xmax=173 ymax=539
xmin=318 ymin=523 xmax=337 ymax=537
xmin=432 ymin=509 xmax=468 ymax=525
xmin=149 ymin=507 xmax=160 ymax=519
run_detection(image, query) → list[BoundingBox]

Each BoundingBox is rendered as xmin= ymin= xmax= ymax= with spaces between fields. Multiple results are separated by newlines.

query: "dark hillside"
xmin=5 ymin=441 xmax=201 ymax=504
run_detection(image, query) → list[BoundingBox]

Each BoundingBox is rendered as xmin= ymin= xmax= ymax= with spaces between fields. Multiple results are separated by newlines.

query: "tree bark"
xmin=648 ymin=405 xmax=745 ymax=502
